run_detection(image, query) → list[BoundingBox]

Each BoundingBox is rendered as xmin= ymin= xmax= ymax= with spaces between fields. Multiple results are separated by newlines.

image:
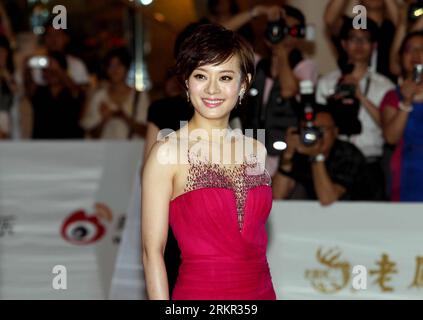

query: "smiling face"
xmin=402 ymin=35 xmax=423 ymax=77
xmin=186 ymin=54 xmax=249 ymax=121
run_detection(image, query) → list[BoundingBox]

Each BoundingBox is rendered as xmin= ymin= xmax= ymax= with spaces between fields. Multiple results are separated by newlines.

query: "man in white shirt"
xmin=316 ymin=17 xmax=394 ymax=199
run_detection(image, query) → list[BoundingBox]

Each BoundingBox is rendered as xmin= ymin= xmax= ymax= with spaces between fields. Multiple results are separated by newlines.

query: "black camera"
xmin=326 ymin=63 xmax=362 ymax=136
xmin=334 ymin=63 xmax=356 ymax=99
xmin=408 ymin=1 xmax=423 ymax=22
xmin=300 ymin=124 xmax=323 ymax=146
xmin=327 ymin=93 xmax=361 ymax=136
xmin=265 ymin=18 xmax=306 ymax=44
xmin=298 ymin=80 xmax=322 ymax=146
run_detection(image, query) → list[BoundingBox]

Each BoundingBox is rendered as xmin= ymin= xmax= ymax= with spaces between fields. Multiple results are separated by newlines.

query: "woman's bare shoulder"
xmin=145 ymin=130 xmax=190 ymax=168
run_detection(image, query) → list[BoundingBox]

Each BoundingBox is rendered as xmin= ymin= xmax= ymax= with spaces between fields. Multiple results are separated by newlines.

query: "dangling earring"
xmin=186 ymin=91 xmax=190 ymax=103
xmin=238 ymin=90 xmax=245 ymax=105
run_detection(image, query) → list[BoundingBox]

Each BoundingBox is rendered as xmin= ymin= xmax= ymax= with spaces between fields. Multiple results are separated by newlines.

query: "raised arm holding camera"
xmin=242 ymin=4 xmax=318 ymax=177
xmin=316 ymin=18 xmax=394 ymax=200
xmin=325 ymin=0 xmax=399 ymax=81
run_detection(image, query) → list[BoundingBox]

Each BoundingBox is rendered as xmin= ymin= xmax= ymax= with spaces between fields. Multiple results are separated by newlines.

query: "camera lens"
xmin=301 ymin=126 xmax=322 ymax=146
xmin=265 ymin=19 xmax=286 ymax=44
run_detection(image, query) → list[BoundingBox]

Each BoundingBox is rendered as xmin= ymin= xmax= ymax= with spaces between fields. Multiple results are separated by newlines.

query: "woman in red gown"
xmin=141 ymin=24 xmax=276 ymax=300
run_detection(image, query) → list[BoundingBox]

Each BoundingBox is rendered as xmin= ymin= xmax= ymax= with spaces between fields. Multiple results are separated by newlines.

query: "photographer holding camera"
xmin=325 ymin=0 xmax=400 ymax=81
xmin=381 ymin=31 xmax=423 ymax=201
xmin=242 ymin=4 xmax=317 ymax=177
xmin=272 ymin=106 xmax=370 ymax=205
xmin=316 ymin=18 xmax=394 ymax=200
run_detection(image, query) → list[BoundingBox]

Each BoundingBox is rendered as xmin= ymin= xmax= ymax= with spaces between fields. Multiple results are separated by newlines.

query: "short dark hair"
xmin=339 ymin=17 xmax=379 ymax=43
xmin=174 ymin=22 xmax=203 ymax=59
xmin=174 ymin=24 xmax=255 ymax=89
xmin=283 ymin=5 xmax=306 ymax=25
xmin=104 ymin=47 xmax=132 ymax=71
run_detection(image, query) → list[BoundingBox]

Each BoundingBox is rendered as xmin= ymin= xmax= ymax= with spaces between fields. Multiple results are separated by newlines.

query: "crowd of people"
xmin=0 ymin=0 xmax=422 ymax=202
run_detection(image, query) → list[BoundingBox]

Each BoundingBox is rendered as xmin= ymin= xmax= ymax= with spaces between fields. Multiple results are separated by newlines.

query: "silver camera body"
xmin=413 ymin=64 xmax=423 ymax=83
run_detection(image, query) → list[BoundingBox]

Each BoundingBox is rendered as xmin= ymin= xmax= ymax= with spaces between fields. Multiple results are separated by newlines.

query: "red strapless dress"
xmin=169 ymin=155 xmax=276 ymax=300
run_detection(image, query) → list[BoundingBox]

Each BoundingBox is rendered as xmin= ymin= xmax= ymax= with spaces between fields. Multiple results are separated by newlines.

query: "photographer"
xmin=325 ymin=0 xmax=399 ymax=81
xmin=243 ymin=4 xmax=317 ymax=176
xmin=272 ymin=109 xmax=369 ymax=205
xmin=23 ymin=51 xmax=84 ymax=139
xmin=381 ymin=31 xmax=423 ymax=201
xmin=316 ymin=18 xmax=394 ymax=200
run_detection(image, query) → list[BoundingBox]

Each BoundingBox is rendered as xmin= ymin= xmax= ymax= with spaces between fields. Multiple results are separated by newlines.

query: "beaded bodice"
xmin=184 ymin=149 xmax=271 ymax=231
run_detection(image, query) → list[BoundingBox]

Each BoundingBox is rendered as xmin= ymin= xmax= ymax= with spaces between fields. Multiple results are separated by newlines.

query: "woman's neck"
xmin=188 ymin=114 xmax=231 ymax=142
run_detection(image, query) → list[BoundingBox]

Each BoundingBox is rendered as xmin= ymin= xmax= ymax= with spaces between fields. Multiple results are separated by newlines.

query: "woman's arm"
xmin=142 ymin=122 xmax=160 ymax=167
xmin=382 ymin=105 xmax=410 ymax=145
xmin=273 ymin=43 xmax=299 ymax=98
xmin=141 ymin=140 xmax=175 ymax=300
xmin=220 ymin=5 xmax=278 ymax=31
xmin=381 ymin=84 xmax=416 ymax=145
xmin=324 ymin=0 xmax=349 ymax=36
xmin=358 ymin=95 xmax=382 ymax=126
xmin=384 ymin=0 xmax=400 ymax=27
xmin=389 ymin=4 xmax=407 ymax=76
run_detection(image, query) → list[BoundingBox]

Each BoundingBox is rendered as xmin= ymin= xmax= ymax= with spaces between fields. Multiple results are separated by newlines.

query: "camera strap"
xmin=363 ymin=74 xmax=371 ymax=98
